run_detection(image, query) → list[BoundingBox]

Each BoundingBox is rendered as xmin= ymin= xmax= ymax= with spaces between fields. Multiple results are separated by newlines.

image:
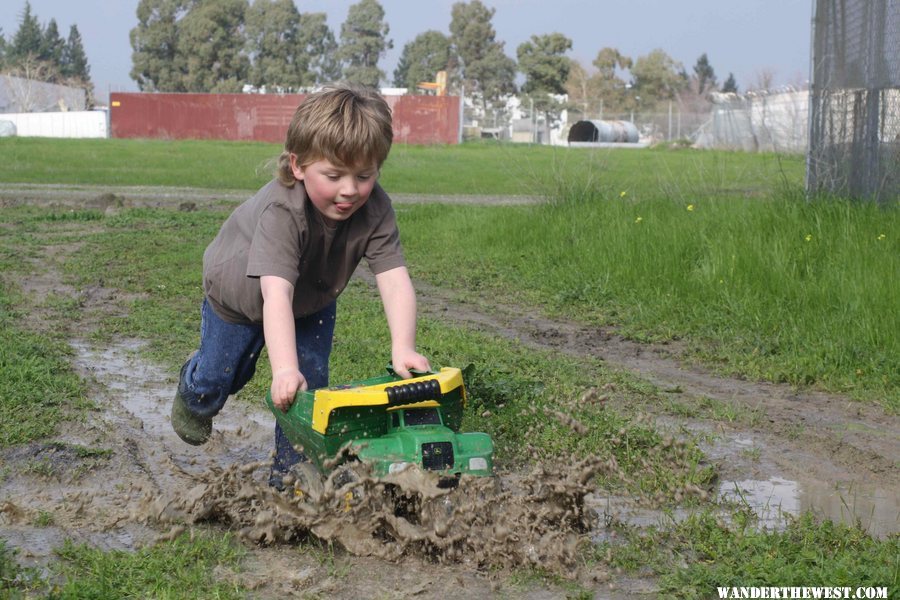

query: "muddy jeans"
xmin=179 ymin=297 xmax=336 ymax=474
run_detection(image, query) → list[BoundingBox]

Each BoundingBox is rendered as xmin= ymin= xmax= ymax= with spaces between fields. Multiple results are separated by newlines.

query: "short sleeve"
xmin=246 ymin=203 xmax=304 ymax=283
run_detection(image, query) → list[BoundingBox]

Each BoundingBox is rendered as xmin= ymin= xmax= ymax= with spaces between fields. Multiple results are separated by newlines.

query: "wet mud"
xmin=2 ymin=190 xmax=898 ymax=598
xmin=375 ymin=271 xmax=900 ymax=538
xmin=0 ymin=338 xmax=630 ymax=596
xmin=140 ymin=455 xmax=610 ymax=575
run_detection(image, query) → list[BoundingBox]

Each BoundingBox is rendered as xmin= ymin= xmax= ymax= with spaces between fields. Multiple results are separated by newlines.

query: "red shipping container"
xmin=109 ymin=92 xmax=460 ymax=145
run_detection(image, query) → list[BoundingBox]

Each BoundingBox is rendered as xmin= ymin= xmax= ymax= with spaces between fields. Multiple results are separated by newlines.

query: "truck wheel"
xmin=325 ymin=464 xmax=366 ymax=508
xmin=290 ymin=462 xmax=324 ymax=503
xmin=326 ymin=464 xmax=362 ymax=490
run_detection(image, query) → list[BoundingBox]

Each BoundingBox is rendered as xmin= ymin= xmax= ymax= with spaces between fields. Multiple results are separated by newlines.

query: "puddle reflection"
xmin=719 ymin=476 xmax=899 ymax=536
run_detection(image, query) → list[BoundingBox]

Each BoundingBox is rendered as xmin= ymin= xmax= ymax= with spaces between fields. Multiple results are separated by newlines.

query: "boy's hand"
xmin=392 ymin=349 xmax=431 ymax=379
xmin=271 ymin=368 xmax=308 ymax=412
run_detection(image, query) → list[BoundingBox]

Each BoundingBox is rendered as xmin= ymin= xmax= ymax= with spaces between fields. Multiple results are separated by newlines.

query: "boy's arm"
xmin=374 ymin=266 xmax=431 ymax=378
xmin=260 ymin=275 xmax=306 ymax=411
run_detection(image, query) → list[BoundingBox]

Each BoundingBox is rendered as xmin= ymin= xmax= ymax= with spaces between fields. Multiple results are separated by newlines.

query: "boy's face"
xmin=291 ymin=156 xmax=379 ymax=226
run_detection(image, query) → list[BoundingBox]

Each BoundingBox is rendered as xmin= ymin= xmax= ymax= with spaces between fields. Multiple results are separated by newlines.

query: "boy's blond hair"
xmin=277 ymin=83 xmax=393 ymax=186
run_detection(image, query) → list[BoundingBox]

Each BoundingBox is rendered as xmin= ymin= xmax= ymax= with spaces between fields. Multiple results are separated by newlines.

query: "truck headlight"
xmin=468 ymin=457 xmax=488 ymax=471
xmin=388 ymin=462 xmax=410 ymax=474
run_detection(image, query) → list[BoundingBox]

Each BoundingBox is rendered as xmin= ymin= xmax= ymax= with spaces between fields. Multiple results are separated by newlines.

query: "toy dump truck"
xmin=265 ymin=366 xmax=494 ymax=492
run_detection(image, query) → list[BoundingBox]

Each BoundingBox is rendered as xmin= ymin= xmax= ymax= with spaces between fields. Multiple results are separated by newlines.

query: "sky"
xmin=1 ymin=0 xmax=814 ymax=103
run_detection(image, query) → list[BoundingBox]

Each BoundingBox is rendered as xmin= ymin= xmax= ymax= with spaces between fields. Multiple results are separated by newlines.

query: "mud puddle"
xmin=1 ymin=334 xmax=892 ymax=599
xmin=64 ymin=339 xmax=898 ymax=561
xmin=74 ymin=340 xmax=618 ymax=575
xmin=1 ymin=338 xmax=274 ymax=571
xmin=2 ymin=338 xmax=645 ymax=596
xmin=681 ymin=422 xmax=899 ymax=536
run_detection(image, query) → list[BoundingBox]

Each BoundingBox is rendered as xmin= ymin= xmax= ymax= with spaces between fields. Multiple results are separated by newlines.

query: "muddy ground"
xmin=1 ymin=186 xmax=897 ymax=598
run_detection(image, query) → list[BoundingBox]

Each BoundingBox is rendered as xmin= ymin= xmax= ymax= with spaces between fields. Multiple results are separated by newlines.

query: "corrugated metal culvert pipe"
xmin=568 ymin=119 xmax=639 ymax=143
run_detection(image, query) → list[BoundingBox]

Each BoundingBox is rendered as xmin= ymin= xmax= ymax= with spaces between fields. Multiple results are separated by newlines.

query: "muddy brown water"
xmin=1 ymin=187 xmax=898 ymax=597
xmin=1 ymin=339 xmax=628 ymax=596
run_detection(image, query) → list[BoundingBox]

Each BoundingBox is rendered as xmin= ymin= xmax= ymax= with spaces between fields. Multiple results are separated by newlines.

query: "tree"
xmin=588 ymin=47 xmax=633 ymax=113
xmin=721 ymin=72 xmax=738 ymax=93
xmin=565 ymin=59 xmax=591 ymax=117
xmin=39 ymin=18 xmax=65 ymax=75
xmin=517 ymin=32 xmax=572 ymax=142
xmin=517 ymin=33 xmax=571 ymax=96
xmin=393 ymin=30 xmax=450 ymax=89
xmin=0 ymin=29 xmax=6 ymax=70
xmin=750 ymin=68 xmax=774 ymax=91
xmin=178 ymin=0 xmax=249 ymax=92
xmin=593 ymin=47 xmax=632 ymax=81
xmin=449 ymin=0 xmax=516 ymax=110
xmin=245 ymin=0 xmax=303 ymax=90
xmin=693 ymin=53 xmax=717 ymax=95
xmin=336 ymin=0 xmax=391 ymax=87
xmin=298 ymin=12 xmax=340 ymax=84
xmin=631 ymin=48 xmax=685 ymax=109
xmin=9 ymin=2 xmax=43 ymax=65
xmin=130 ymin=0 xmax=190 ymax=91
xmin=61 ymin=24 xmax=90 ymax=84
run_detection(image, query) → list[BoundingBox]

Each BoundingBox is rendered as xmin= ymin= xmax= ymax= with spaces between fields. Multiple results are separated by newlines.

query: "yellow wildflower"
xmin=687 ymin=204 xmax=695 ymax=211
xmin=620 ymin=191 xmax=627 ymax=198
xmin=877 ymin=233 xmax=886 ymax=241
xmin=634 ymin=216 xmax=643 ymax=224
xmin=804 ymin=234 xmax=812 ymax=242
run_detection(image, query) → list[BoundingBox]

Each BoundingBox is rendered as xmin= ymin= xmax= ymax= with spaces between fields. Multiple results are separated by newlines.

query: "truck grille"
xmin=421 ymin=442 xmax=454 ymax=471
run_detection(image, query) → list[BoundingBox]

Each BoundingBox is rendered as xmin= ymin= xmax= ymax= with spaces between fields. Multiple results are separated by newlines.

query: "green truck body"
xmin=265 ymin=367 xmax=494 ymax=479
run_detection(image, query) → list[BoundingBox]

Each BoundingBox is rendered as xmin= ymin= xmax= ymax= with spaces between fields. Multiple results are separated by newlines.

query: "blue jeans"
xmin=179 ymin=298 xmax=336 ymax=474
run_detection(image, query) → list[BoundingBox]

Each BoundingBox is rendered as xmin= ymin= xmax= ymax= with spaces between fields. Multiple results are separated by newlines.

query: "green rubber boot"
xmin=171 ymin=361 xmax=211 ymax=446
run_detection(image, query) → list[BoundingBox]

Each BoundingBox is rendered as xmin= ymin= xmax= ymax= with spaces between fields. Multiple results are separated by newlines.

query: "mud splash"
xmin=60 ymin=338 xmax=618 ymax=578
xmin=135 ymin=455 xmax=619 ymax=577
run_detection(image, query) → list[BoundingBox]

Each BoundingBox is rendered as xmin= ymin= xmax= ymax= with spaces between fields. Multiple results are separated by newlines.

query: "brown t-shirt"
xmin=203 ymin=179 xmax=405 ymax=324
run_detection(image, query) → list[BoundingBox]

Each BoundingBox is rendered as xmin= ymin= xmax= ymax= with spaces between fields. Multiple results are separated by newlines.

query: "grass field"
xmin=0 ymin=136 xmax=801 ymax=197
xmin=4 ymin=138 xmax=892 ymax=408
xmin=400 ymin=193 xmax=898 ymax=408
xmin=0 ymin=138 xmax=897 ymax=596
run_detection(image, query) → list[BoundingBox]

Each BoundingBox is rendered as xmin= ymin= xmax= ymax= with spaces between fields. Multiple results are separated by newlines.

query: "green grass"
xmin=6 ymin=530 xmax=245 ymax=597
xmin=397 ymin=193 xmax=899 ymax=409
xmin=50 ymin=533 xmax=248 ymax=598
xmin=0 ymin=282 xmax=89 ymax=447
xmin=1 ymin=539 xmax=44 ymax=595
xmin=0 ymin=137 xmax=802 ymax=197
xmin=606 ymin=511 xmax=899 ymax=599
xmin=13 ymin=206 xmax=705 ymax=498
xmin=0 ymin=141 xmax=895 ymax=595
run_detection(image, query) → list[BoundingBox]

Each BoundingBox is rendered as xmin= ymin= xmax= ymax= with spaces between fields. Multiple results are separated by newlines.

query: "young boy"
xmin=171 ymin=83 xmax=430 ymax=486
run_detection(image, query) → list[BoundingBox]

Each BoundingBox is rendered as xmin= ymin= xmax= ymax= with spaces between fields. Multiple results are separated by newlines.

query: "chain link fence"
xmin=462 ymin=101 xmax=714 ymax=146
xmin=693 ymin=90 xmax=808 ymax=153
xmin=808 ymin=0 xmax=900 ymax=203
xmin=567 ymin=106 xmax=710 ymax=145
xmin=462 ymin=96 xmax=811 ymax=151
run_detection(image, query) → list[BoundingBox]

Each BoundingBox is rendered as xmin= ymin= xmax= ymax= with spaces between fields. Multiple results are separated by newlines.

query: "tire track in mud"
xmin=3 ymin=238 xmax=635 ymax=598
xmin=355 ymin=266 xmax=900 ymax=535
xmin=3 ymin=188 xmax=897 ymax=597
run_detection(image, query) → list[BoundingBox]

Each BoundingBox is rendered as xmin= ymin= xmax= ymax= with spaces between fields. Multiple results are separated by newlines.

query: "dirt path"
xmin=1 ymin=187 xmax=898 ymax=597
xmin=0 ymin=182 xmax=543 ymax=210
xmin=355 ymin=265 xmax=900 ymax=537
